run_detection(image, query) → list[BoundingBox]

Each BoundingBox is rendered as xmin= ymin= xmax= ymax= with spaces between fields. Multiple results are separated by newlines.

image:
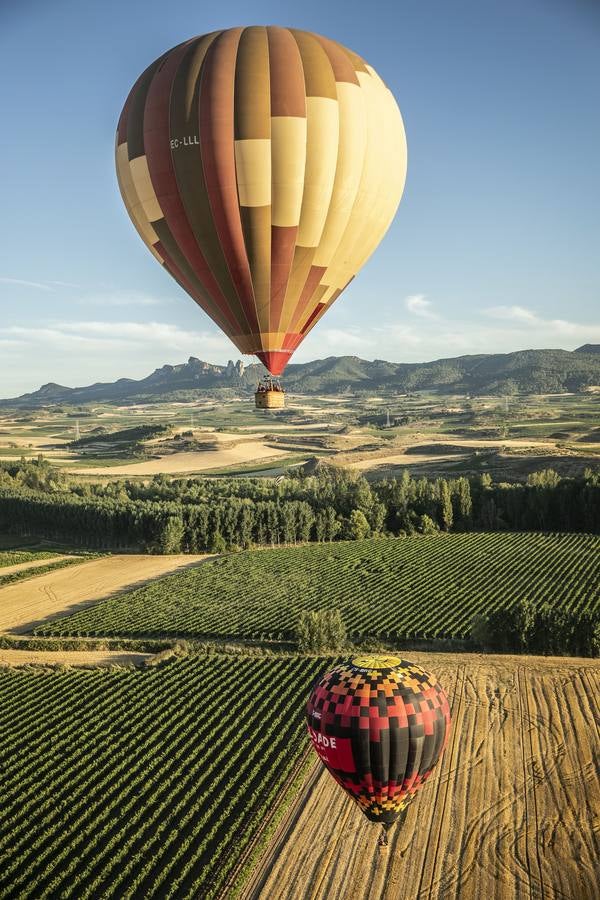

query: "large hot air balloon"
xmin=116 ymin=27 xmax=407 ymax=407
xmin=306 ymin=655 xmax=451 ymax=844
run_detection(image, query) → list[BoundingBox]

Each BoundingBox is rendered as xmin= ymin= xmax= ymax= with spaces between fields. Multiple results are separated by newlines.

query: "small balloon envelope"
xmin=306 ymin=655 xmax=451 ymax=826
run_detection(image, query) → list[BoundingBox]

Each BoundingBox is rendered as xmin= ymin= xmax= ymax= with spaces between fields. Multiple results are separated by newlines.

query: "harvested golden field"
xmin=346 ymin=452 xmax=452 ymax=471
xmin=341 ymin=438 xmax=564 ymax=471
xmin=248 ymin=653 xmax=599 ymax=900
xmin=0 ymin=554 xmax=211 ymax=633
xmin=68 ymin=441 xmax=289 ymax=475
xmin=0 ymin=555 xmax=74 ymax=576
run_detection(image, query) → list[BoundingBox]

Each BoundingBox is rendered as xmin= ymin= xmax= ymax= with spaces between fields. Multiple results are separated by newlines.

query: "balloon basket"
xmin=255 ymin=379 xmax=285 ymax=409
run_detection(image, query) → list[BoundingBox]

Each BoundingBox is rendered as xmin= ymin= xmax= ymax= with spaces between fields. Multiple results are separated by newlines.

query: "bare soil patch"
xmin=0 ymin=554 xmax=212 ymax=633
xmin=346 ymin=452 xmax=453 ymax=471
xmin=0 ymin=433 xmax=69 ymax=449
xmin=247 ymin=652 xmax=600 ymax=900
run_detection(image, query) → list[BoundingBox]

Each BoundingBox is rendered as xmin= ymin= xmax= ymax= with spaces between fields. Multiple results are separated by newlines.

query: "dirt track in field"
xmin=247 ymin=653 xmax=600 ymax=900
xmin=0 ymin=554 xmax=212 ymax=633
xmin=0 ymin=649 xmax=151 ymax=667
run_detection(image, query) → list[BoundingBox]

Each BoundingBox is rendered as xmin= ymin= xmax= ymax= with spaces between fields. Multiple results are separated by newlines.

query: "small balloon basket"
xmin=255 ymin=377 xmax=285 ymax=409
xmin=377 ymin=809 xmax=407 ymax=850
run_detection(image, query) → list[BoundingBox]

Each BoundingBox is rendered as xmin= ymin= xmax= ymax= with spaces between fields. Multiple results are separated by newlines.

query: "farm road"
xmin=0 ymin=648 xmax=151 ymax=667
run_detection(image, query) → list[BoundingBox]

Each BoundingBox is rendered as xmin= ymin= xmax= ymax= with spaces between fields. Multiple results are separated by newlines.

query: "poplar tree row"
xmin=0 ymin=458 xmax=598 ymax=552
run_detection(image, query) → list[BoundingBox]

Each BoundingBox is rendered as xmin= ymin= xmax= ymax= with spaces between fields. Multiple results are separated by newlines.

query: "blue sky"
xmin=1 ymin=0 xmax=598 ymax=395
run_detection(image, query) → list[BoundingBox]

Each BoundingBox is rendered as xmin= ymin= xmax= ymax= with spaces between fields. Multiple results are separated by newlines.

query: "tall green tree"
xmin=346 ymin=509 xmax=371 ymax=540
xmin=439 ymin=480 xmax=453 ymax=531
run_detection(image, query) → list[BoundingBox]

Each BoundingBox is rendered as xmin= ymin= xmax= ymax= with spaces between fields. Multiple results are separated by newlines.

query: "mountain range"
xmin=1 ymin=346 xmax=599 ymax=408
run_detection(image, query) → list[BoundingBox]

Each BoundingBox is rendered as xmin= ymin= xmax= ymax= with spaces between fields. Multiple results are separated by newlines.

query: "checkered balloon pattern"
xmin=306 ymin=655 xmax=451 ymax=825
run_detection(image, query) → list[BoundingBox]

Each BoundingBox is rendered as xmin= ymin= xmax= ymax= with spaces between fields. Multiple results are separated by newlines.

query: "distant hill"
xmin=2 ymin=348 xmax=600 ymax=408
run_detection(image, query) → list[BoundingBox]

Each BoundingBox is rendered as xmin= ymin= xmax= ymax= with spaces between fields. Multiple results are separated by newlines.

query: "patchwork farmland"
xmin=0 ymin=650 xmax=597 ymax=899
xmin=0 ymin=535 xmax=598 ymax=898
xmin=248 ymin=654 xmax=599 ymax=900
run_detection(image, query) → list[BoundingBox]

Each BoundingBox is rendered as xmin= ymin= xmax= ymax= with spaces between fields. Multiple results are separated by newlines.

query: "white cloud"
xmin=0 ymin=321 xmax=237 ymax=369
xmin=483 ymin=305 xmax=600 ymax=339
xmin=0 ymin=319 xmax=241 ymax=396
xmin=2 ymin=302 xmax=599 ymax=397
xmin=3 ymin=324 xmax=117 ymax=347
xmin=404 ymin=294 xmax=438 ymax=319
xmin=0 ymin=280 xmax=162 ymax=305
xmin=78 ymin=290 xmax=166 ymax=308
xmin=484 ymin=305 xmax=538 ymax=322
xmin=300 ymin=301 xmax=600 ymax=364
xmin=315 ymin=328 xmax=375 ymax=349
xmin=1 ymin=321 xmax=233 ymax=356
xmin=542 ymin=318 xmax=589 ymax=337
xmin=385 ymin=324 xmax=424 ymax=346
xmin=0 ymin=277 xmax=55 ymax=292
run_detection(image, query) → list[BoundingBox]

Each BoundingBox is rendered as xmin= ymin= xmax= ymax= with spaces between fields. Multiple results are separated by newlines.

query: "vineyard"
xmin=0 ymin=654 xmax=326 ymax=899
xmin=36 ymin=533 xmax=600 ymax=641
xmin=0 ymin=549 xmax=58 ymax=568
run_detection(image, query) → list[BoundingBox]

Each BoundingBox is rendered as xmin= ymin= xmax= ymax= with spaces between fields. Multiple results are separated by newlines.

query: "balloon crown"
xmin=350 ymin=654 xmax=403 ymax=671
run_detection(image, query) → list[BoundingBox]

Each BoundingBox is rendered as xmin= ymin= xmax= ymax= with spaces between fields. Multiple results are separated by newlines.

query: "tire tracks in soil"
xmin=245 ymin=658 xmax=600 ymax=900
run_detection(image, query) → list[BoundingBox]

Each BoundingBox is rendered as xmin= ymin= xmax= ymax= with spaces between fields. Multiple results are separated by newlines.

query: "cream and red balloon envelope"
xmin=306 ymin=656 xmax=451 ymax=826
xmin=116 ymin=27 xmax=406 ymax=376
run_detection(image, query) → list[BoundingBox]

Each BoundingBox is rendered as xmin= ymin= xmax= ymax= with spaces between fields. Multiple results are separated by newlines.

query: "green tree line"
xmin=472 ymin=599 xmax=600 ymax=657
xmin=0 ymin=458 xmax=598 ymax=552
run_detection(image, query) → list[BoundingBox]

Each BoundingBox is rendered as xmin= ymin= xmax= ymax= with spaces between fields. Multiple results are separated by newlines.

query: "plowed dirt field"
xmin=247 ymin=653 xmax=599 ymax=900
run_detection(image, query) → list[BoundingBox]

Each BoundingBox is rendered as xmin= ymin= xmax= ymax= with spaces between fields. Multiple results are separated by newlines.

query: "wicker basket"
xmin=255 ymin=389 xmax=285 ymax=409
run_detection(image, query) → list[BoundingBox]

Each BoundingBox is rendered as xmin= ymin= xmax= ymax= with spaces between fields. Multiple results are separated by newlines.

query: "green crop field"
xmin=0 ymin=549 xmax=58 ymax=568
xmin=0 ymin=654 xmax=326 ymax=900
xmin=35 ymin=533 xmax=600 ymax=641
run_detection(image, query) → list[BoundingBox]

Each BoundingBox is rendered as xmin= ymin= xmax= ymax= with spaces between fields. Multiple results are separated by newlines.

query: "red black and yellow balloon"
xmin=116 ymin=27 xmax=406 ymax=376
xmin=306 ymin=655 xmax=451 ymax=828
